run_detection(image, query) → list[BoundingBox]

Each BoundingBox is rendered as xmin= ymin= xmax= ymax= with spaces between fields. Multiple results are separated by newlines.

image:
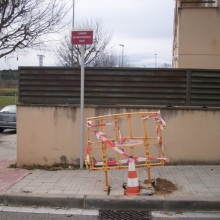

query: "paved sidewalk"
xmin=0 ymin=159 xmax=31 ymax=192
xmin=0 ymin=165 xmax=219 ymax=213
xmin=5 ymin=165 xmax=220 ymax=197
xmin=1 ymin=131 xmax=220 ymax=212
xmin=0 ymin=130 xmax=31 ymax=192
xmin=0 ymin=164 xmax=220 ymax=212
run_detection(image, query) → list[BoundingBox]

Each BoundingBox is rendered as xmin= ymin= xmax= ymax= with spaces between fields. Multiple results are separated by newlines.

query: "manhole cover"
xmin=98 ymin=210 xmax=150 ymax=220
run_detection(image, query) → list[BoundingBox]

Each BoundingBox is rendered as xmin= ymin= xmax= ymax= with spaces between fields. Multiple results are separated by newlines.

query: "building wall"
xmin=173 ymin=4 xmax=220 ymax=68
xmin=17 ymin=104 xmax=220 ymax=167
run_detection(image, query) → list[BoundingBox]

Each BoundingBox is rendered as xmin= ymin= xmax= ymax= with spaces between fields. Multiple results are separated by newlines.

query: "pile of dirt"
xmin=153 ymin=178 xmax=177 ymax=194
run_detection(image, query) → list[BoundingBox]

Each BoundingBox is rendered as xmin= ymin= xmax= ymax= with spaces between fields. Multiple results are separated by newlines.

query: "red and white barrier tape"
xmin=84 ymin=141 xmax=90 ymax=165
xmin=114 ymin=124 xmax=126 ymax=152
xmin=86 ymin=121 xmax=130 ymax=159
xmin=90 ymin=157 xmax=168 ymax=166
xmin=85 ymin=117 xmax=167 ymax=166
xmin=142 ymin=112 xmax=166 ymax=153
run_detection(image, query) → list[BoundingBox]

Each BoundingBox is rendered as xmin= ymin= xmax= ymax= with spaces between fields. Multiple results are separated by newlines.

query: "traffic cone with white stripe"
xmin=125 ymin=156 xmax=140 ymax=195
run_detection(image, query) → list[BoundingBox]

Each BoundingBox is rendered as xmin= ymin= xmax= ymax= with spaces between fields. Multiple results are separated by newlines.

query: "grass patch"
xmin=6 ymin=89 xmax=18 ymax=95
xmin=8 ymin=162 xmax=83 ymax=171
xmin=26 ymin=165 xmax=43 ymax=170
xmin=52 ymin=163 xmax=80 ymax=169
xmin=0 ymin=89 xmax=18 ymax=96
xmin=9 ymin=163 xmax=17 ymax=168
xmin=0 ymin=96 xmax=18 ymax=109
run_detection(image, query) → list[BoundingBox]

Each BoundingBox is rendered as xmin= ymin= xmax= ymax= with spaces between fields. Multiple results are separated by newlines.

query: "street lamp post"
xmin=119 ymin=44 xmax=124 ymax=67
xmin=155 ymin=54 xmax=157 ymax=68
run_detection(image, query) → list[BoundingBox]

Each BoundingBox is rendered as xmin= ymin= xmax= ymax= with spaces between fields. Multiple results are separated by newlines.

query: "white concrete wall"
xmin=17 ymin=105 xmax=220 ymax=167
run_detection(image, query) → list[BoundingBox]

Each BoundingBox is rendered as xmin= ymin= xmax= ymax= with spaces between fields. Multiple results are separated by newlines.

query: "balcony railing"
xmin=180 ymin=1 xmax=216 ymax=7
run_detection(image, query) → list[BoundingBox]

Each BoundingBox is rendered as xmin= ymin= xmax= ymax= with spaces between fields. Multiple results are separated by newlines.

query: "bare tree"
xmin=159 ymin=63 xmax=173 ymax=68
xmin=89 ymin=52 xmax=119 ymax=67
xmin=0 ymin=0 xmax=70 ymax=59
xmin=55 ymin=19 xmax=120 ymax=67
xmin=118 ymin=55 xmax=132 ymax=67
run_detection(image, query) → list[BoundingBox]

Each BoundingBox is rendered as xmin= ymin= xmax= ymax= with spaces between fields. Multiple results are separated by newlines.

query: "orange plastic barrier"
xmin=85 ymin=112 xmax=168 ymax=191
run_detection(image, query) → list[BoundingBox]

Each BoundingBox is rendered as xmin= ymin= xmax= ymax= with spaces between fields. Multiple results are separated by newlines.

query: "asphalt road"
xmin=0 ymin=212 xmax=97 ymax=220
xmin=0 ymin=129 xmax=17 ymax=160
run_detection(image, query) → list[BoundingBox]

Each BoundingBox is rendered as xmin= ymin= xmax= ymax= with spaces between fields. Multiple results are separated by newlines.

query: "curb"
xmin=1 ymin=193 xmax=220 ymax=211
xmin=166 ymin=196 xmax=220 ymax=211
xmin=86 ymin=195 xmax=165 ymax=210
xmin=0 ymin=193 xmax=84 ymax=209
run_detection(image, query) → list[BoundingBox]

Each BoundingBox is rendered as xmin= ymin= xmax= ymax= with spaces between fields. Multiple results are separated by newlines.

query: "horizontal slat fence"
xmin=191 ymin=70 xmax=220 ymax=106
xmin=18 ymin=67 xmax=220 ymax=107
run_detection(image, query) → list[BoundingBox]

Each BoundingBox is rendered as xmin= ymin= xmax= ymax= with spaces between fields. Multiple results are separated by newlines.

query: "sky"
xmin=0 ymin=0 xmax=175 ymax=70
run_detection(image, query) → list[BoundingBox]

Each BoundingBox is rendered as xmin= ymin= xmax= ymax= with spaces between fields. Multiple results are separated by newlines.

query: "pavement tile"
xmin=82 ymin=210 xmax=99 ymax=215
xmin=2 ymin=206 xmax=20 ymax=212
xmin=109 ymin=188 xmax=124 ymax=195
xmin=33 ymin=207 xmax=51 ymax=214
xmin=194 ymin=212 xmax=220 ymax=218
xmin=210 ymin=212 xmax=220 ymax=218
xmin=16 ymin=207 xmax=35 ymax=213
xmin=34 ymin=190 xmax=49 ymax=194
xmin=63 ymin=191 xmax=79 ymax=194
xmin=208 ymin=188 xmax=220 ymax=193
xmin=194 ymin=187 xmax=209 ymax=193
xmin=39 ymin=183 xmax=56 ymax=189
xmin=66 ymin=208 xmax=83 ymax=215
xmin=21 ymin=187 xmax=38 ymax=191
xmin=151 ymin=211 xmax=196 ymax=219
xmin=48 ymin=190 xmax=63 ymax=194
xmin=204 ymin=181 xmax=220 ymax=188
xmin=49 ymin=208 xmax=67 ymax=214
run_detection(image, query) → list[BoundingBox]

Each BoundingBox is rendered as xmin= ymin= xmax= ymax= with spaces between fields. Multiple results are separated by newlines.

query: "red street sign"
xmin=71 ymin=29 xmax=93 ymax=45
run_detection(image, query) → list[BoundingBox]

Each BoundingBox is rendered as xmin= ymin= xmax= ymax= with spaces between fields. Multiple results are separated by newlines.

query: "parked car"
xmin=0 ymin=105 xmax=17 ymax=132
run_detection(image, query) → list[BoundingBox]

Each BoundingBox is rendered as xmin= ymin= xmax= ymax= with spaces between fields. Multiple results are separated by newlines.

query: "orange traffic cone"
xmin=125 ymin=156 xmax=140 ymax=195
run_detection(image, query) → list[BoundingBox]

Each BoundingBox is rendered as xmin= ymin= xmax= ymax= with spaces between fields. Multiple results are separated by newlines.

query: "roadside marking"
xmin=0 ymin=206 xmax=98 ymax=216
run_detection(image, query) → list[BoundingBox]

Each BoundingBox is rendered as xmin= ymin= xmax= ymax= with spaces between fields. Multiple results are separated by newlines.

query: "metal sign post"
xmin=80 ymin=44 xmax=85 ymax=170
xmin=71 ymin=29 xmax=93 ymax=170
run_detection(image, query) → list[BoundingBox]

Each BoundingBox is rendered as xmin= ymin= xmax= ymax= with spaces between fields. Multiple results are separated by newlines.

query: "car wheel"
xmin=0 ymin=128 xmax=4 ymax=133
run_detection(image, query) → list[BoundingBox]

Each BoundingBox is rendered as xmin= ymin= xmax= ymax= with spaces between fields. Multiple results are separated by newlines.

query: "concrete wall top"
xmin=16 ymin=103 xmax=220 ymax=112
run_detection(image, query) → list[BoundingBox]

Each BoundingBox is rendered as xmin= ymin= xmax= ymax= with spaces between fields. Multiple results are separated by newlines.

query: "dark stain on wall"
xmin=160 ymin=109 xmax=178 ymax=122
xmin=60 ymin=155 xmax=68 ymax=164
xmin=53 ymin=107 xmax=59 ymax=126
xmin=68 ymin=107 xmax=77 ymax=123
xmin=43 ymin=157 xmax=48 ymax=162
xmin=53 ymin=106 xmax=77 ymax=125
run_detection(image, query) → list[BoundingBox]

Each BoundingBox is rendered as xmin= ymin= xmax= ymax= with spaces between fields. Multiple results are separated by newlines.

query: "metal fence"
xmin=18 ymin=67 xmax=220 ymax=107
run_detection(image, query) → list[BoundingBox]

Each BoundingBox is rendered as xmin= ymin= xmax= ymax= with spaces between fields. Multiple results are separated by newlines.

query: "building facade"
xmin=173 ymin=0 xmax=220 ymax=69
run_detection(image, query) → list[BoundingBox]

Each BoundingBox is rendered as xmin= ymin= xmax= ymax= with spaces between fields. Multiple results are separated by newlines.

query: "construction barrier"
xmin=125 ymin=156 xmax=140 ymax=195
xmin=85 ymin=112 xmax=168 ymax=191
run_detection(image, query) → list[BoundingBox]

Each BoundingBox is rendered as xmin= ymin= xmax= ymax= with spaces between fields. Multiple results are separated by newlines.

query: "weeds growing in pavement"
xmin=8 ymin=162 xmax=85 ymax=171
xmin=9 ymin=163 xmax=17 ymax=168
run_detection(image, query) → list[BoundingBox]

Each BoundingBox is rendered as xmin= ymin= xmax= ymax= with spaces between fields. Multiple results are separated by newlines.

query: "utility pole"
xmin=155 ymin=54 xmax=157 ymax=68
xmin=37 ymin=54 xmax=45 ymax=66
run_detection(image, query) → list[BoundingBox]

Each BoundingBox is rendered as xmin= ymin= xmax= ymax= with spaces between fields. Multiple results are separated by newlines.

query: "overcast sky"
xmin=0 ymin=0 xmax=175 ymax=70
